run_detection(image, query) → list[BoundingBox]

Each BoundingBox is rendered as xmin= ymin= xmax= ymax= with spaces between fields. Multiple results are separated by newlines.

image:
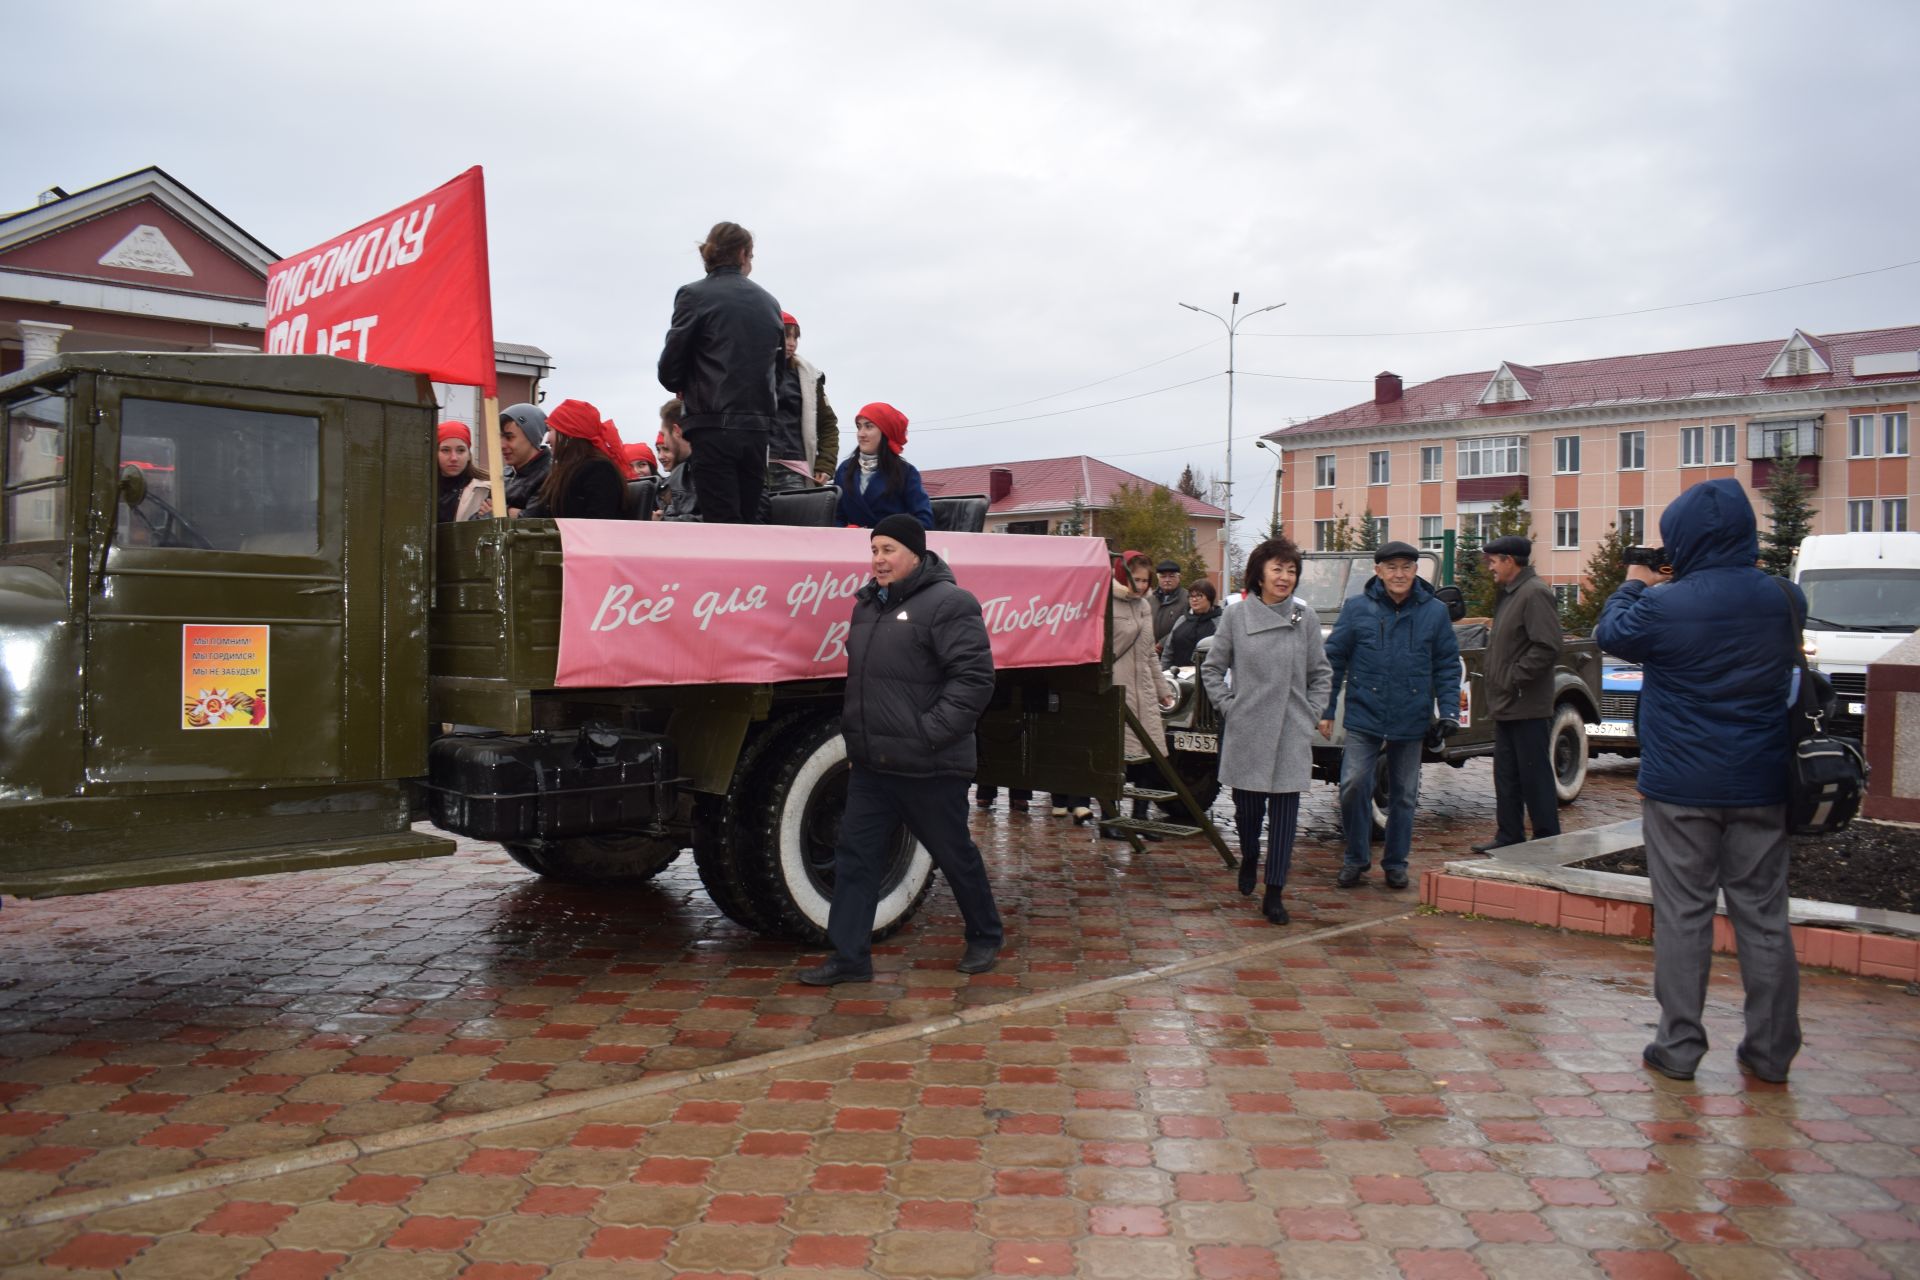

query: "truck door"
xmin=83 ymin=382 xmax=348 ymax=787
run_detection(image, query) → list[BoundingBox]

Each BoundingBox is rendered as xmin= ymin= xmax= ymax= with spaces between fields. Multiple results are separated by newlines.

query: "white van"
xmin=1791 ymin=531 xmax=1920 ymax=737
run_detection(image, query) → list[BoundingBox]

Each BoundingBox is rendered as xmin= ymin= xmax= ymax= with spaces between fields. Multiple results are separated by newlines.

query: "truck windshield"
xmin=114 ymin=399 xmax=321 ymax=553
xmin=1294 ymin=557 xmax=1354 ymax=613
xmin=2 ymin=391 xmax=67 ymax=546
xmin=1799 ymin=569 xmax=1920 ymax=632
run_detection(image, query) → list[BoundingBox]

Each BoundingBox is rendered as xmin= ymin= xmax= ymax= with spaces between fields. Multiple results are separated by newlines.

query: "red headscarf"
xmin=546 ymin=399 xmax=636 ymax=479
xmin=436 ymin=422 xmax=472 ymax=447
xmin=622 ymin=442 xmax=657 ymax=473
xmin=780 ymin=311 xmax=799 ymax=328
xmin=858 ymin=402 xmax=909 ymax=454
xmin=1113 ymin=549 xmax=1149 ymax=587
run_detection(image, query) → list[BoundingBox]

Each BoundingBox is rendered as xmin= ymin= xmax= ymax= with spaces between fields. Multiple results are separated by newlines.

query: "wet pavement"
xmin=6 ymin=758 xmax=1918 ymax=1275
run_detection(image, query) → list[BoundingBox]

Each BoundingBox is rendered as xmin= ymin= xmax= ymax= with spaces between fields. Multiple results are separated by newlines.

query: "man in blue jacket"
xmin=1596 ymin=478 xmax=1802 ymax=1084
xmin=1319 ymin=542 xmax=1461 ymax=889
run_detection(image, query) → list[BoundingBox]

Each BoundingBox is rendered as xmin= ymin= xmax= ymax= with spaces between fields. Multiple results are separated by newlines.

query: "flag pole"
xmin=480 ymin=395 xmax=506 ymax=516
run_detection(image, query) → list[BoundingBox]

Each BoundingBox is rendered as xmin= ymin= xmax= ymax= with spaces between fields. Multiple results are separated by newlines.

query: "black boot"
xmin=1237 ymin=848 xmax=1259 ymax=896
xmin=1262 ymin=885 xmax=1289 ymax=925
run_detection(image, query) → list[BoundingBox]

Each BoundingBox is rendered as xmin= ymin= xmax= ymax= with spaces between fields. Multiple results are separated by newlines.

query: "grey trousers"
xmin=1644 ymin=799 xmax=1801 ymax=1078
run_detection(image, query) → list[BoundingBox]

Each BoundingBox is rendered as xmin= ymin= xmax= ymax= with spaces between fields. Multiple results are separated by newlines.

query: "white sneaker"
xmin=1050 ymin=806 xmax=1067 ymax=817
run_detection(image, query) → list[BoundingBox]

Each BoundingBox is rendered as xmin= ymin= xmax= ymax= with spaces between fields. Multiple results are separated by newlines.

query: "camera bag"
xmin=1771 ymin=577 xmax=1867 ymax=836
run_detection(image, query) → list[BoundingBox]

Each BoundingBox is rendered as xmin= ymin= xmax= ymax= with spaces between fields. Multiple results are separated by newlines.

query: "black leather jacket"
xmin=656 ymin=266 xmax=784 ymax=435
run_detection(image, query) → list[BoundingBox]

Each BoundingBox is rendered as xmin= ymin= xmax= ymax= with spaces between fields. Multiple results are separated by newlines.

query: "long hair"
xmin=539 ymin=432 xmax=620 ymax=518
xmin=845 ymin=436 xmax=910 ymax=496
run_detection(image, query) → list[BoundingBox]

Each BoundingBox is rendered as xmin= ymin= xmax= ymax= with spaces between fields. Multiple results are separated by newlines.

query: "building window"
xmin=1315 ymin=454 xmax=1336 ymax=488
xmin=1680 ymin=426 xmax=1704 ymax=467
xmin=1554 ymin=511 xmax=1579 ymax=549
xmin=1887 ymin=413 xmax=1910 ymax=457
xmin=1553 ymin=435 xmax=1580 ymax=474
xmin=1457 ymin=435 xmax=1525 ymax=478
xmin=1849 ymin=414 xmax=1877 ymax=458
xmin=1847 ymin=500 xmax=1874 ymax=533
xmin=1618 ymin=430 xmax=1645 ymax=471
xmin=1747 ymin=419 xmax=1822 ymax=459
xmin=1420 ymin=446 xmax=1443 ymax=482
xmin=1419 ymin=515 xmax=1442 ymax=546
xmin=1365 ymin=516 xmax=1388 ymax=544
xmin=1619 ymin=508 xmax=1645 ymax=544
xmin=1887 ymin=498 xmax=1910 ymax=533
xmin=1462 ymin=511 xmax=1499 ymax=542
xmin=1313 ymin=519 xmax=1334 ymax=551
xmin=1711 ymin=423 xmax=1736 ymax=465
xmin=1368 ymin=450 xmax=1390 ymax=485
xmin=1553 ymin=583 xmax=1580 ymax=610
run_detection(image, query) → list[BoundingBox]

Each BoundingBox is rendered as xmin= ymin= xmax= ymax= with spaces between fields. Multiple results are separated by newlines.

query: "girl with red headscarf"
xmin=521 ymin=399 xmax=628 ymax=520
xmin=435 ymin=422 xmax=490 ymax=522
xmin=832 ymin=402 xmax=934 ymax=529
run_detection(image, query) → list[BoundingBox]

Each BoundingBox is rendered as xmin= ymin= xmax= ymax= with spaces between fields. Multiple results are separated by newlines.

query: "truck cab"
xmin=1792 ymin=532 xmax=1920 ymax=740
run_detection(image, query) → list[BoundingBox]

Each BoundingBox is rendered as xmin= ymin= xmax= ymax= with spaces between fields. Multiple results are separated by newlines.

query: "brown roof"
xmin=919 ymin=455 xmax=1226 ymax=519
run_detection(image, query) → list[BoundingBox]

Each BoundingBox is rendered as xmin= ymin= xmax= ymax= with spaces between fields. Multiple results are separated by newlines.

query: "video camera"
xmin=1622 ymin=545 xmax=1671 ymax=571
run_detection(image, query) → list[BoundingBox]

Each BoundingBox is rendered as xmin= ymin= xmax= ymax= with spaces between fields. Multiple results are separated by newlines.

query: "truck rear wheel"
xmin=1153 ymin=752 xmax=1221 ymax=823
xmin=1550 ymin=702 xmax=1589 ymax=803
xmin=736 ymin=715 xmax=934 ymax=945
xmin=504 ymin=834 xmax=682 ymax=884
xmin=692 ymin=712 xmax=817 ymax=935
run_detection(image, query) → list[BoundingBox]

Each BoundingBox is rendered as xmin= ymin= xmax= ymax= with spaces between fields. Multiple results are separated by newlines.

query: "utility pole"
xmin=1180 ymin=293 xmax=1285 ymax=586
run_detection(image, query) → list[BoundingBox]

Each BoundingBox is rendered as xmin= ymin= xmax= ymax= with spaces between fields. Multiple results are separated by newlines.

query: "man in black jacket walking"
xmin=656 ymin=221 xmax=784 ymax=524
xmin=801 ymin=515 xmax=1004 ymax=984
xmin=1479 ymin=535 xmax=1564 ymax=849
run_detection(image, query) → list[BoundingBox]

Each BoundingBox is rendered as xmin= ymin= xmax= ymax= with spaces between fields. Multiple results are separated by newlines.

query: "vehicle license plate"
xmin=1172 ymin=731 xmax=1218 ymax=753
xmin=1847 ymin=701 xmax=1865 ymax=717
xmin=1587 ymin=721 xmax=1633 ymax=738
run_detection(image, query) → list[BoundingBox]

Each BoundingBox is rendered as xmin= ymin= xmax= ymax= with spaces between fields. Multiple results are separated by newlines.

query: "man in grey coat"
xmin=1478 ymin=535 xmax=1563 ymax=851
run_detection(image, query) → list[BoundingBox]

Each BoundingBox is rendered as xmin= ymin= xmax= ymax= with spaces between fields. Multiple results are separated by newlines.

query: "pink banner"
xmin=554 ymin=522 xmax=1111 ymax=688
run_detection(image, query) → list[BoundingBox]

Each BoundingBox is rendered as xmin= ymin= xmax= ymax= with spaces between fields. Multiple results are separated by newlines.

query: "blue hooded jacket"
xmin=1322 ymin=575 xmax=1462 ymax=742
xmin=1595 ymin=478 xmax=1802 ymax=807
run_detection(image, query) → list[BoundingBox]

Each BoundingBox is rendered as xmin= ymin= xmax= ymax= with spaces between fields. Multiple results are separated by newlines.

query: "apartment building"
xmin=1267 ymin=325 xmax=1919 ymax=604
xmin=920 ymin=454 xmax=1226 ymax=561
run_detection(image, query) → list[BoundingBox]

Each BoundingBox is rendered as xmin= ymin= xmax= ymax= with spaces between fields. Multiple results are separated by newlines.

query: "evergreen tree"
xmin=1359 ymin=505 xmax=1381 ymax=551
xmin=1560 ymin=522 xmax=1630 ymax=635
xmin=1759 ymin=448 xmax=1814 ymax=577
xmin=1323 ymin=506 xmax=1360 ymax=552
xmin=1174 ymin=464 xmax=1206 ymax=500
xmin=1455 ymin=521 xmax=1493 ymax=618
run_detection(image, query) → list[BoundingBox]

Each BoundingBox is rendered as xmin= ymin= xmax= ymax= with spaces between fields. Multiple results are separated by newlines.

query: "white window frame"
xmin=1419 ymin=515 xmax=1442 ymax=546
xmin=1553 ymin=583 xmax=1580 ymax=610
xmin=1554 ymin=510 xmax=1579 ymax=550
xmin=1315 ymin=454 xmax=1336 ymax=489
xmin=1553 ymin=435 xmax=1581 ymax=474
xmin=1420 ymin=446 xmax=1443 ymax=483
xmin=1366 ymin=516 xmax=1388 ymax=544
xmin=1887 ymin=412 xmax=1910 ymax=457
xmin=1462 ymin=511 xmax=1499 ymax=542
xmin=1847 ymin=499 xmax=1874 ymax=533
xmin=1618 ymin=430 xmax=1646 ymax=471
xmin=1619 ymin=508 xmax=1645 ymax=544
xmin=1849 ymin=414 xmax=1877 ymax=459
xmin=1368 ymin=450 xmax=1390 ymax=486
xmin=1457 ymin=435 xmax=1526 ymax=479
xmin=1886 ymin=498 xmax=1910 ymax=533
xmin=1679 ymin=426 xmax=1705 ymax=467
xmin=1313 ymin=519 xmax=1334 ymax=551
xmin=1710 ymin=423 xmax=1737 ymax=465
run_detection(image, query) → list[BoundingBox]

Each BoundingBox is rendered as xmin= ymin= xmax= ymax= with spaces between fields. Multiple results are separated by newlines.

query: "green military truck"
xmin=0 ymin=353 xmax=1121 ymax=943
xmin=1159 ymin=550 xmax=1602 ymax=826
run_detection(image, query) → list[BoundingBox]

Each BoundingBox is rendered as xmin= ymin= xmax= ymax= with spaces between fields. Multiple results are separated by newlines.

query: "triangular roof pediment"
xmin=1762 ymin=329 xmax=1832 ymax=379
xmin=1477 ymin=361 xmax=1540 ymax=405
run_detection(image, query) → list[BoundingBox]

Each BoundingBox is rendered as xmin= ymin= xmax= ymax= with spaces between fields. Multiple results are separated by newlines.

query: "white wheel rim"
xmin=778 ymin=732 xmax=934 ymax=931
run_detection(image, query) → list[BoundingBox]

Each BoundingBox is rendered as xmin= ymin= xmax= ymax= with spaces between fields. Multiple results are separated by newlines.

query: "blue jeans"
xmin=1339 ymin=735 xmax=1423 ymax=873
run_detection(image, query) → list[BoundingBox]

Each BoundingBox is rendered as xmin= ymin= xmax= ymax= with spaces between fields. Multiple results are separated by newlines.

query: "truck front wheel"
xmin=504 ymin=834 xmax=682 ymax=884
xmin=1550 ymin=702 xmax=1589 ymax=803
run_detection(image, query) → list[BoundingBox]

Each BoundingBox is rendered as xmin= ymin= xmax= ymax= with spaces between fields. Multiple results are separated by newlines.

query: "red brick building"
xmin=921 ymin=454 xmax=1227 ymax=565
xmin=1268 ymin=325 xmax=1919 ymax=604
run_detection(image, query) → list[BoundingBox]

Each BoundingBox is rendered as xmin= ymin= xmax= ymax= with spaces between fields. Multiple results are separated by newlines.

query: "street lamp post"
xmin=1254 ymin=438 xmax=1283 ymax=539
xmin=1180 ymin=293 xmax=1284 ymax=588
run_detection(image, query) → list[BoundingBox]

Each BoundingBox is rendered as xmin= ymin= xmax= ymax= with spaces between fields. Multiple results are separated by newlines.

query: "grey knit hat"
xmin=500 ymin=403 xmax=548 ymax=446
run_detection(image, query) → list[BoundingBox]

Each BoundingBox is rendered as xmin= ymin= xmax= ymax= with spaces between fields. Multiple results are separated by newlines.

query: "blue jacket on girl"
xmin=834 ymin=457 xmax=934 ymax=529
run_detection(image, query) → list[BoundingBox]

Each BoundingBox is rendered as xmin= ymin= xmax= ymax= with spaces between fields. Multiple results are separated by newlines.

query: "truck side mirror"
xmin=118 ymin=465 xmax=147 ymax=507
xmin=1434 ymin=584 xmax=1466 ymax=621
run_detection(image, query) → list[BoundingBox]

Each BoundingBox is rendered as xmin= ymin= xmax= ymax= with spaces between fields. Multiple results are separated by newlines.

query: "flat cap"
xmin=1156 ymin=559 xmax=1181 ymax=573
xmin=1483 ymin=535 xmax=1532 ymax=558
xmin=1373 ymin=540 xmax=1421 ymax=563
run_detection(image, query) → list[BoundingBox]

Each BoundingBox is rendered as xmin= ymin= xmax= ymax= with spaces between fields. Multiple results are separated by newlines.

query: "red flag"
xmin=264 ymin=167 xmax=495 ymax=394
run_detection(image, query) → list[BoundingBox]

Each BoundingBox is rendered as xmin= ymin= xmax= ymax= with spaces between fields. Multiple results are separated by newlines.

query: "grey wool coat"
xmin=1200 ymin=594 xmax=1335 ymax=793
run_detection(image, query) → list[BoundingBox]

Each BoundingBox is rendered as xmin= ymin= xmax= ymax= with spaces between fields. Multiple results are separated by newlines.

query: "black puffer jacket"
xmin=842 ymin=550 xmax=996 ymax=778
xmin=1161 ymin=605 xmax=1225 ymax=669
xmin=656 ymin=266 xmax=785 ymax=435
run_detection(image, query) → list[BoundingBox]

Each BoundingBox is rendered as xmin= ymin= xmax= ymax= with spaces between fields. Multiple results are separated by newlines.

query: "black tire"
xmin=1550 ymin=702 xmax=1589 ymax=804
xmin=1153 ymin=752 xmax=1222 ymax=823
xmin=732 ymin=714 xmax=935 ymax=945
xmin=504 ymin=833 xmax=681 ymax=884
xmin=691 ymin=712 xmax=818 ymax=934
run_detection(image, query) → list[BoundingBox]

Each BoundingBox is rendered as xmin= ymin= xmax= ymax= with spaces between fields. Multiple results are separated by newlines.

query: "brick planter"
xmin=1421 ymin=869 xmax=1920 ymax=983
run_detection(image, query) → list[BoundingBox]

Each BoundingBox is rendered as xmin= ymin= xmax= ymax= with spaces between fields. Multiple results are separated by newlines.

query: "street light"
xmin=1180 ymin=293 xmax=1285 ymax=587
xmin=1253 ymin=438 xmax=1283 ymax=538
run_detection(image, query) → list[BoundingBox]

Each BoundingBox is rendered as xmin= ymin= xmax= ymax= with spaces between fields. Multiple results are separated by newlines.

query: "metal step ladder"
xmin=1101 ymin=706 xmax=1235 ymax=867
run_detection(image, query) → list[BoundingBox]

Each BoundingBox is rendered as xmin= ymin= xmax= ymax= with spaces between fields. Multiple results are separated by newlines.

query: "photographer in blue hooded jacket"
xmin=1596 ymin=478 xmax=1804 ymax=1085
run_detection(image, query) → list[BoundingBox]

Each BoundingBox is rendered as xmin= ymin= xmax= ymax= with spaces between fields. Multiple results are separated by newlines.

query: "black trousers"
xmin=826 ymin=767 xmax=1004 ymax=969
xmin=1493 ymin=717 xmax=1560 ymax=845
xmin=685 ymin=427 xmax=767 ymax=525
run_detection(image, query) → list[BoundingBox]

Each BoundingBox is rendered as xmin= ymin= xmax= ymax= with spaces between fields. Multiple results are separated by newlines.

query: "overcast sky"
xmin=13 ymin=2 xmax=1920 ymax=536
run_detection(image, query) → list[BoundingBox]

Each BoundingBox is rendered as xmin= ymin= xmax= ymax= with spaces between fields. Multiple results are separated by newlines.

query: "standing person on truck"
xmin=519 ymin=399 xmax=629 ymax=520
xmin=772 ymin=311 xmax=840 ymax=487
xmin=497 ymin=403 xmax=551 ymax=516
xmin=1478 ymin=535 xmax=1563 ymax=850
xmin=656 ymin=221 xmax=785 ymax=525
xmin=801 ymin=514 xmax=1004 ymax=985
xmin=833 ymin=403 xmax=934 ymax=530
xmin=1595 ymin=478 xmax=1802 ymax=1084
xmin=1200 ymin=538 xmax=1333 ymax=923
xmin=1320 ymin=541 xmax=1461 ymax=889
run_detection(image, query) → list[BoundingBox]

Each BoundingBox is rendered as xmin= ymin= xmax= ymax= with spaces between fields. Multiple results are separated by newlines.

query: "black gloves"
xmin=1425 ymin=719 xmax=1459 ymax=751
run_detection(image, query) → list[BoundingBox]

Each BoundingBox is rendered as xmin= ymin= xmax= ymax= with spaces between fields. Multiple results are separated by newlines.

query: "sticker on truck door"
xmin=182 ymin=624 xmax=270 ymax=729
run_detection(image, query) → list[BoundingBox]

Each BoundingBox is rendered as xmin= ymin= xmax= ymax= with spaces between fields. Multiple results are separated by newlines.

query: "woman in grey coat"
xmin=1200 ymin=538 xmax=1333 ymax=924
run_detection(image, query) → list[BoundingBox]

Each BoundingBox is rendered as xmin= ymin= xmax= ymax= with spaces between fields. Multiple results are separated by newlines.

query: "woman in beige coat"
xmin=1100 ymin=551 xmax=1177 ymax=840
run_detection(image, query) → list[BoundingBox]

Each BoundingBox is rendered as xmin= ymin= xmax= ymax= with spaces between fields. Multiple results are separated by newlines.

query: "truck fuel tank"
xmin=427 ymin=724 xmax=676 ymax=846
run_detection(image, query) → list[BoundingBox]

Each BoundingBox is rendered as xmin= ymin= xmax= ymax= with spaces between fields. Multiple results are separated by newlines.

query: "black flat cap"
xmin=1373 ymin=540 xmax=1420 ymax=563
xmin=1483 ymin=535 xmax=1532 ymax=558
xmin=1156 ymin=559 xmax=1181 ymax=573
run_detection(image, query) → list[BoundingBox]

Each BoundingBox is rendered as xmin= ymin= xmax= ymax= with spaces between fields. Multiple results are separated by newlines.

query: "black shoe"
xmin=974 ymin=793 xmax=994 ymax=810
xmin=798 ymin=960 xmax=872 ymax=986
xmin=1470 ymin=842 xmax=1509 ymax=855
xmin=1735 ymin=1051 xmax=1789 ymax=1084
xmin=1008 ymin=798 xmax=1030 ymax=813
xmin=956 ymin=943 xmax=1001 ymax=974
xmin=1384 ymin=869 xmax=1410 ymax=890
xmin=1641 ymin=1046 xmax=1695 ymax=1081
xmin=1237 ymin=853 xmax=1259 ymax=897
xmin=1336 ymin=866 xmax=1365 ymax=889
xmin=1262 ymin=887 xmax=1289 ymax=925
